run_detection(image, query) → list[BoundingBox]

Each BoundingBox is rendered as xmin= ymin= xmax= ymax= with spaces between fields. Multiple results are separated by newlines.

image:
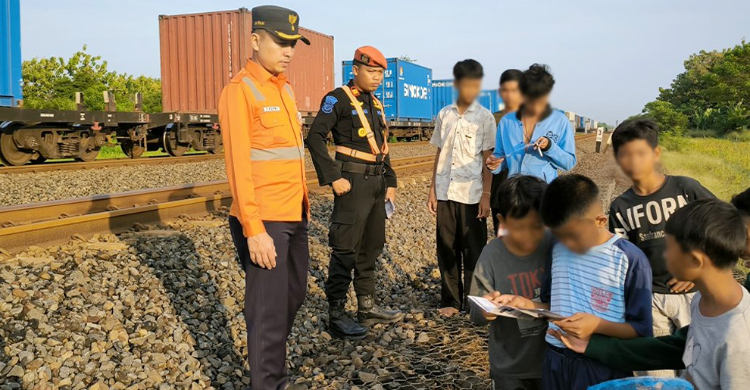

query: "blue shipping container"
xmin=478 ymin=89 xmax=503 ymax=113
xmin=431 ymin=79 xmax=455 ymax=116
xmin=0 ymin=0 xmax=22 ymax=107
xmin=432 ymin=82 xmax=504 ymax=117
xmin=342 ymin=58 xmax=432 ymax=122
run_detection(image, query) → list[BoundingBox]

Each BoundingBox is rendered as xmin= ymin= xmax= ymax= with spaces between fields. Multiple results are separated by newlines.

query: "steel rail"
xmin=0 ymin=155 xmax=436 ymax=254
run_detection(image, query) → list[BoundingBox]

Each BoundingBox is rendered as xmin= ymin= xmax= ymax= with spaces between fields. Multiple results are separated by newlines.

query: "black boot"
xmin=328 ymin=299 xmax=367 ymax=340
xmin=357 ymin=294 xmax=405 ymax=326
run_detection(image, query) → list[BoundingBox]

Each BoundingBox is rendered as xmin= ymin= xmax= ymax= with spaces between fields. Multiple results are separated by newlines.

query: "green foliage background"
xmin=22 ymin=46 xmax=162 ymax=113
xmin=635 ymin=40 xmax=750 ymax=136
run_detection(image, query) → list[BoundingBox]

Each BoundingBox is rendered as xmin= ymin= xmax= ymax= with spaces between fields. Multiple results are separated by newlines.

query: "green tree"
xmin=641 ymin=101 xmax=689 ymax=135
xmin=652 ymin=40 xmax=750 ymax=134
xmin=397 ymin=55 xmax=417 ymax=63
xmin=22 ymin=45 xmax=162 ymax=112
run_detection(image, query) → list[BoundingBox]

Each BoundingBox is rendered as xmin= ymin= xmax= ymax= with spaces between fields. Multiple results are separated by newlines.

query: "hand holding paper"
xmin=553 ymin=312 xmax=601 ymax=338
xmin=470 ymin=294 xmax=565 ymax=322
xmin=495 ymin=294 xmax=535 ymax=309
xmin=533 ymin=137 xmax=550 ymax=156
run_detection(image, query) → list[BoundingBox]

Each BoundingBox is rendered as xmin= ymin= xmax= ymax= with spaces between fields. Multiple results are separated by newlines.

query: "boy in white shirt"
xmin=427 ymin=59 xmax=496 ymax=317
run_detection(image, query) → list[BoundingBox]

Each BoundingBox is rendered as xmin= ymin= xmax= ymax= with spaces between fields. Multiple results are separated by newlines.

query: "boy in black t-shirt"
xmin=607 ymin=119 xmax=714 ymax=377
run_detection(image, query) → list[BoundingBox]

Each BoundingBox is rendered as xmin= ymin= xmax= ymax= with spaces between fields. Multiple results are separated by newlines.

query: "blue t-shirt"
xmin=543 ymin=234 xmax=653 ymax=348
xmin=491 ymin=110 xmax=577 ymax=183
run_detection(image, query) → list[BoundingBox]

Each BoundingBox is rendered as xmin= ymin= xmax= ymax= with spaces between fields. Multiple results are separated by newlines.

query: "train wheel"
xmin=162 ymin=129 xmax=188 ymax=157
xmin=121 ymin=140 xmax=145 ymax=159
xmin=75 ymin=137 xmax=100 ymax=162
xmin=0 ymin=133 xmax=33 ymax=166
xmin=208 ymin=143 xmax=223 ymax=154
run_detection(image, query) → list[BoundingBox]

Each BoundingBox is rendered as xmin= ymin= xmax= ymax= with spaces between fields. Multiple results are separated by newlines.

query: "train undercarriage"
xmin=0 ymin=107 xmax=150 ymax=166
xmin=0 ymin=106 xmax=423 ymax=166
xmin=144 ymin=113 xmax=222 ymax=158
xmin=0 ymin=108 xmax=223 ymax=165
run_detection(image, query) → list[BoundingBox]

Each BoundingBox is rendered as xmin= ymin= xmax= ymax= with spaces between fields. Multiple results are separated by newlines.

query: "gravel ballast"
xmin=0 ymin=136 xmax=625 ymax=389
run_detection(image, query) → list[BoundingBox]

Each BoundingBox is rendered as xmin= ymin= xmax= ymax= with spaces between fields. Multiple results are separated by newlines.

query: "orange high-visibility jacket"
xmin=218 ymin=60 xmax=310 ymax=237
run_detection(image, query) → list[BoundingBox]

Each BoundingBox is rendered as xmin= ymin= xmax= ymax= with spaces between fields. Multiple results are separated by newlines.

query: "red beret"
xmin=353 ymin=46 xmax=387 ymax=69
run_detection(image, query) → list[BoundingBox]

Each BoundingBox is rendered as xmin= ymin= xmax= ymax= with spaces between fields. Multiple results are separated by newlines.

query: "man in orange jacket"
xmin=218 ymin=5 xmax=309 ymax=390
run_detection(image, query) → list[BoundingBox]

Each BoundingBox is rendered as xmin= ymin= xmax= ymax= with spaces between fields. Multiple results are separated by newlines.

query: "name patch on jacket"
xmin=263 ymin=106 xmax=281 ymax=112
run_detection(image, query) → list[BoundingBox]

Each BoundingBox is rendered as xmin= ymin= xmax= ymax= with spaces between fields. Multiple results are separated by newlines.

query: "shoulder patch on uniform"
xmin=322 ymin=95 xmax=338 ymax=114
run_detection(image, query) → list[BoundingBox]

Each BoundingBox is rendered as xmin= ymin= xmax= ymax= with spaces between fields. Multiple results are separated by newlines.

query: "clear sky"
xmin=18 ymin=0 xmax=750 ymax=124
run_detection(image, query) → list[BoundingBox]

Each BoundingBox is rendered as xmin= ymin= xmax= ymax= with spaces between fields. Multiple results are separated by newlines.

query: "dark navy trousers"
xmin=229 ymin=215 xmax=309 ymax=390
xmin=542 ymin=345 xmax=629 ymax=390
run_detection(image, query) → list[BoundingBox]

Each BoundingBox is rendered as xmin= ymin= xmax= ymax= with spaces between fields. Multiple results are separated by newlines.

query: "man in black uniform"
xmin=306 ymin=46 xmax=404 ymax=340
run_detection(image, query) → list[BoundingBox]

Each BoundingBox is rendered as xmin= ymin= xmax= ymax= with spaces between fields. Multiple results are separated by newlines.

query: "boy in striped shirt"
xmin=499 ymin=174 xmax=653 ymax=389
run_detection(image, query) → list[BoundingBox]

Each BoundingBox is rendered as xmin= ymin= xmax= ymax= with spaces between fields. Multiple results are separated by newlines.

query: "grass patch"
xmin=661 ymin=138 xmax=750 ymax=200
xmin=95 ymin=145 xmax=169 ymax=160
xmin=46 ymin=145 xmax=207 ymax=163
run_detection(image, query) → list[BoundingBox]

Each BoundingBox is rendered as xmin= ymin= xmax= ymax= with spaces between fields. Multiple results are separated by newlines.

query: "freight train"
xmin=0 ymin=3 xmax=601 ymax=166
xmin=0 ymin=3 xmax=222 ymax=165
xmin=0 ymin=6 xmax=335 ymax=165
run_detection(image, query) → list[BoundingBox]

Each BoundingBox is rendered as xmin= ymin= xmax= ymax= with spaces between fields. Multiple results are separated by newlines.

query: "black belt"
xmin=340 ymin=161 xmax=385 ymax=176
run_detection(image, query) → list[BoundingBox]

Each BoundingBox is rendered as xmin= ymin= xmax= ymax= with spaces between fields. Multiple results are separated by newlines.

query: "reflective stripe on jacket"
xmin=218 ymin=60 xmax=309 ymax=237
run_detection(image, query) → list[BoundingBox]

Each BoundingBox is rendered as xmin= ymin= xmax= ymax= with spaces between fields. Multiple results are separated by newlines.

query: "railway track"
xmin=0 ymin=155 xmax=435 ymax=254
xmin=0 ymin=141 xmax=431 ymax=175
xmin=0 ymin=134 xmax=599 ymax=253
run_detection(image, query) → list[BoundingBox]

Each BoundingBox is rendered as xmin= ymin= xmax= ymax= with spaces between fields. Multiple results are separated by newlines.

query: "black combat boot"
xmin=357 ymin=294 xmax=405 ymax=326
xmin=328 ymin=299 xmax=367 ymax=340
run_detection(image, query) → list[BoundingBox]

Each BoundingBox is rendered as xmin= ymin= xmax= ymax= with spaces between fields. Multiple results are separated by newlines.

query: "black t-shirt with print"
xmin=608 ymin=175 xmax=715 ymax=294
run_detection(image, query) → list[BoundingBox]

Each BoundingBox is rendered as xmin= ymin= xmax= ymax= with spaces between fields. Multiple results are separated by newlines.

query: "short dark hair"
xmin=731 ymin=187 xmax=750 ymax=216
xmin=519 ymin=64 xmax=555 ymax=99
xmin=612 ymin=119 xmax=660 ymax=154
xmin=500 ymin=69 xmax=523 ymax=86
xmin=497 ymin=176 xmax=547 ymax=219
xmin=453 ymin=59 xmax=484 ymax=81
xmin=541 ymin=174 xmax=600 ymax=228
xmin=665 ymin=199 xmax=747 ymax=270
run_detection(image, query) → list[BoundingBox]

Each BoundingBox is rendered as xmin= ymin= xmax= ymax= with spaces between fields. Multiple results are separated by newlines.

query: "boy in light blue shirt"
xmin=486 ymin=64 xmax=576 ymax=183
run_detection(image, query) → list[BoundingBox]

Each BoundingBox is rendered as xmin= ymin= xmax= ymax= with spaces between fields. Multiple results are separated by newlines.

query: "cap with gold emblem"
xmin=251 ymin=5 xmax=310 ymax=45
xmin=353 ymin=46 xmax=387 ymax=69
